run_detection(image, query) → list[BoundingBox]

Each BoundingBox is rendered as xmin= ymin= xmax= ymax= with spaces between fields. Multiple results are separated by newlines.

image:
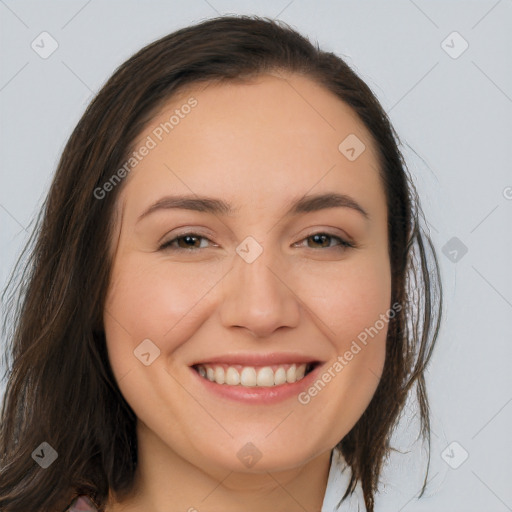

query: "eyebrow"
xmin=136 ymin=192 xmax=370 ymax=222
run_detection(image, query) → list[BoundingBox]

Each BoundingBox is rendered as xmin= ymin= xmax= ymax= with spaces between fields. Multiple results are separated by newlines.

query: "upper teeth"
xmin=196 ymin=364 xmax=308 ymax=387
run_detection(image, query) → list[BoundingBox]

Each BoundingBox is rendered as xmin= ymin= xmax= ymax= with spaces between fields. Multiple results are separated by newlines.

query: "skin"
xmin=103 ymin=72 xmax=391 ymax=512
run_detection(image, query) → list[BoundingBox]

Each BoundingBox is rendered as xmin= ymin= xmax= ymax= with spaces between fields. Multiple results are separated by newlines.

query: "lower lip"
xmin=190 ymin=364 xmax=323 ymax=404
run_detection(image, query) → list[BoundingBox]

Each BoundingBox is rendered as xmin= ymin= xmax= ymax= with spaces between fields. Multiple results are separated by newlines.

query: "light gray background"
xmin=1 ymin=1 xmax=511 ymax=510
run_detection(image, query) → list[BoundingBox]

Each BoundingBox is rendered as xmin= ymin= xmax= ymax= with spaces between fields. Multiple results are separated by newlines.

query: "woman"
xmin=0 ymin=15 xmax=442 ymax=512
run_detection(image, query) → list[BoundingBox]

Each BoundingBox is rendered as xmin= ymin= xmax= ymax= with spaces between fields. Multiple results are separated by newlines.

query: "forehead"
xmin=117 ymin=72 xmax=382 ymax=222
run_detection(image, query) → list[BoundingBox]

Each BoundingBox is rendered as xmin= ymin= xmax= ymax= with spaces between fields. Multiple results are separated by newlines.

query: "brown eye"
xmin=160 ymin=233 xmax=212 ymax=251
xmin=297 ymin=232 xmax=354 ymax=251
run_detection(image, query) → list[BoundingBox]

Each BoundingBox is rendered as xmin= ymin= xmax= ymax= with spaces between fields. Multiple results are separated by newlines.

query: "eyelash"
xmin=159 ymin=232 xmax=356 ymax=252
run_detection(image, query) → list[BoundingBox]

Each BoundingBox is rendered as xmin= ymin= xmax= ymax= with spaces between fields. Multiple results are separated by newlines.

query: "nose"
xmin=219 ymin=245 xmax=301 ymax=338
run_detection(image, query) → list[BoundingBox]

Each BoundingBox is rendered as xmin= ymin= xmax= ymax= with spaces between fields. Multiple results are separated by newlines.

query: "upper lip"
xmin=190 ymin=352 xmax=323 ymax=367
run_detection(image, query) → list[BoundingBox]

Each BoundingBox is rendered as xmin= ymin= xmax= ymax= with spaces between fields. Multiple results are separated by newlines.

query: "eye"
xmin=159 ymin=233 xmax=214 ymax=251
xmin=295 ymin=232 xmax=355 ymax=251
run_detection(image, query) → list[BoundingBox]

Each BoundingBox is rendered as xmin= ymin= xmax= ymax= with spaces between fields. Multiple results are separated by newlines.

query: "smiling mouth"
xmin=192 ymin=362 xmax=320 ymax=387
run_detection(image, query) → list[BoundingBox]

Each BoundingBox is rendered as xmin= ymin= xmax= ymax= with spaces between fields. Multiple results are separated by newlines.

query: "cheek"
xmin=296 ymin=252 xmax=391 ymax=352
xmin=292 ymin=261 xmax=391 ymax=439
xmin=103 ymin=254 xmax=227 ymax=373
xmin=334 ymin=265 xmax=391 ymax=356
xmin=294 ymin=251 xmax=391 ymax=416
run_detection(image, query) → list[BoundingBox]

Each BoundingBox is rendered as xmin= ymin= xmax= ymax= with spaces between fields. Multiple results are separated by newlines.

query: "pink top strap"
xmin=65 ymin=495 xmax=99 ymax=511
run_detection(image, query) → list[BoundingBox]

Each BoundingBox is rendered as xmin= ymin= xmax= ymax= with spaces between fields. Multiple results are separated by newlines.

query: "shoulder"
xmin=63 ymin=495 xmax=100 ymax=512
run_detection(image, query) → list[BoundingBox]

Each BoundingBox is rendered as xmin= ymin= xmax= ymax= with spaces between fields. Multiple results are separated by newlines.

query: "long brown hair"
xmin=0 ymin=15 xmax=442 ymax=512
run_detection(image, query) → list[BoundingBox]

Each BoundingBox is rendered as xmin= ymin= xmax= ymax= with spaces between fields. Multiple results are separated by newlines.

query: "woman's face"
xmin=104 ymin=72 xmax=391 ymax=476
